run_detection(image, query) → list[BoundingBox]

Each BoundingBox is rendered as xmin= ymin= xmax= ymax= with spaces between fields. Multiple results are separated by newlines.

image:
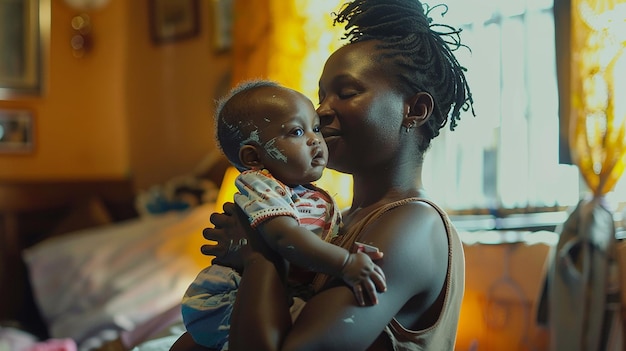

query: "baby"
xmin=181 ymin=80 xmax=386 ymax=350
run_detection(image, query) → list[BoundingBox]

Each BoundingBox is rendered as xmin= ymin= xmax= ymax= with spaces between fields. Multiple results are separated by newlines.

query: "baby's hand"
xmin=340 ymin=252 xmax=386 ymax=306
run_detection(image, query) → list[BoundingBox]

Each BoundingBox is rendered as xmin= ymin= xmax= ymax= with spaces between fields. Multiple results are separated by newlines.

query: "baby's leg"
xmin=181 ymin=265 xmax=241 ymax=350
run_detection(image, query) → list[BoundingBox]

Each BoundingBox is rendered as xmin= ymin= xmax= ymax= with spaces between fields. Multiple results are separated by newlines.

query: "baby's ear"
xmin=239 ymin=144 xmax=263 ymax=169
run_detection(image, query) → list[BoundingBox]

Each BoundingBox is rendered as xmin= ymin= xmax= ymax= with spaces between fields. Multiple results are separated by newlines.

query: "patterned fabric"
xmin=181 ymin=265 xmax=240 ymax=350
xmin=234 ymin=169 xmax=341 ymax=241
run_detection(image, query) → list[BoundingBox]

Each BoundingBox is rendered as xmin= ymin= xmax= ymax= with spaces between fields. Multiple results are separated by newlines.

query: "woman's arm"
xmin=229 ymin=201 xmax=449 ymax=351
xmin=201 ymin=202 xmax=292 ymax=350
xmin=229 ymin=250 xmax=292 ymax=350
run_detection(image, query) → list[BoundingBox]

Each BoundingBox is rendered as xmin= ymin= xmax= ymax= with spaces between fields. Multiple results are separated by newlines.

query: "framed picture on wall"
xmin=0 ymin=0 xmax=48 ymax=99
xmin=149 ymin=0 xmax=200 ymax=44
xmin=212 ymin=0 xmax=233 ymax=51
xmin=0 ymin=109 xmax=34 ymax=153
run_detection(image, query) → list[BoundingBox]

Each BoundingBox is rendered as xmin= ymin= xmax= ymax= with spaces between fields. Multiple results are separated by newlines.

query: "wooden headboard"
xmin=0 ymin=179 xmax=137 ymax=338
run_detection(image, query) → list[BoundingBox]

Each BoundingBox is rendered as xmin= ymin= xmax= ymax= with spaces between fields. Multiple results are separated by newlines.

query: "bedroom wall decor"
xmin=64 ymin=0 xmax=110 ymax=58
xmin=149 ymin=0 xmax=200 ymax=44
xmin=63 ymin=0 xmax=110 ymax=12
xmin=211 ymin=0 xmax=233 ymax=51
xmin=69 ymin=13 xmax=92 ymax=58
xmin=0 ymin=0 xmax=49 ymax=99
xmin=0 ymin=109 xmax=35 ymax=154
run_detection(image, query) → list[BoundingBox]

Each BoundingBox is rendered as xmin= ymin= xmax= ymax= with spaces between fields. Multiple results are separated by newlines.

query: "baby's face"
xmin=244 ymin=87 xmax=328 ymax=186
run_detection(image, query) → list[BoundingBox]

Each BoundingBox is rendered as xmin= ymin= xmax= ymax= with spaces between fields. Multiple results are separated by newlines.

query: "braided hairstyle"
xmin=334 ymin=0 xmax=475 ymax=152
xmin=215 ymin=79 xmax=281 ymax=171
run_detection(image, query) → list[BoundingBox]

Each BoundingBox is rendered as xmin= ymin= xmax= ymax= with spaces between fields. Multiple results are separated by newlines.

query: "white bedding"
xmin=22 ymin=204 xmax=214 ymax=350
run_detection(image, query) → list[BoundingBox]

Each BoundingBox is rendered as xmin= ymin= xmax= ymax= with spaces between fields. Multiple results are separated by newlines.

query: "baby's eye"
xmin=313 ymin=125 xmax=321 ymax=133
xmin=290 ymin=128 xmax=304 ymax=137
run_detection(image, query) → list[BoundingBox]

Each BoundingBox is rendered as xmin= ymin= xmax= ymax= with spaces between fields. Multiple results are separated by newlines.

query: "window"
xmin=287 ymin=0 xmax=626 ymax=215
xmin=423 ymin=0 xmax=588 ymax=212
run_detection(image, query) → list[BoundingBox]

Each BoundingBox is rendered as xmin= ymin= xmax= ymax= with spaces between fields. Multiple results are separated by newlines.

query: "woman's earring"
xmin=405 ymin=121 xmax=416 ymax=133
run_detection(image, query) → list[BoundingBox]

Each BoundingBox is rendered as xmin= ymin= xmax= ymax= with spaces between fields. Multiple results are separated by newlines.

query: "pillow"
xmin=22 ymin=203 xmax=214 ymax=349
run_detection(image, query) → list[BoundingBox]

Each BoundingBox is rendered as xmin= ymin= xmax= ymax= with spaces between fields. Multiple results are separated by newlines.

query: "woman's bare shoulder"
xmin=361 ymin=199 xmax=447 ymax=243
xmin=358 ymin=199 xmax=449 ymax=294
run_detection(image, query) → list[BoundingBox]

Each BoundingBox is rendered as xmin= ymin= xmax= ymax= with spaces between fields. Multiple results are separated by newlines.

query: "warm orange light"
xmin=215 ymin=166 xmax=353 ymax=214
xmin=313 ymin=169 xmax=353 ymax=211
xmin=571 ymin=0 xmax=626 ymax=196
xmin=232 ymin=0 xmax=344 ymax=102
xmin=455 ymin=290 xmax=484 ymax=350
xmin=214 ymin=166 xmax=241 ymax=213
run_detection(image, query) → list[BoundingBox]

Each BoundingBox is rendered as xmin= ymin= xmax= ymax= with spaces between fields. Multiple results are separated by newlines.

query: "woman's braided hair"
xmin=334 ymin=0 xmax=475 ymax=151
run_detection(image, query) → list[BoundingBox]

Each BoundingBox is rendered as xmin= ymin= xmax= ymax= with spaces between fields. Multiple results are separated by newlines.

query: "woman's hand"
xmin=201 ymin=202 xmax=251 ymax=272
xmin=202 ymin=202 xmax=282 ymax=273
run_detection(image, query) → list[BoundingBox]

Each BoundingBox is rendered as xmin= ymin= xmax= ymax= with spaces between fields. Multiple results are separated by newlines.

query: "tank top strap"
xmin=333 ymin=197 xmax=448 ymax=251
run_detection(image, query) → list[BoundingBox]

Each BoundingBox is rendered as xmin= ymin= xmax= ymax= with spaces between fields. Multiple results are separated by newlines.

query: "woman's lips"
xmin=323 ymin=136 xmax=340 ymax=150
xmin=321 ymin=127 xmax=341 ymax=138
xmin=322 ymin=129 xmax=341 ymax=145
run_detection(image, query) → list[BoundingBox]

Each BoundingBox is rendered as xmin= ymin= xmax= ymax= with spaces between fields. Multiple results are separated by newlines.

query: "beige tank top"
xmin=317 ymin=197 xmax=465 ymax=351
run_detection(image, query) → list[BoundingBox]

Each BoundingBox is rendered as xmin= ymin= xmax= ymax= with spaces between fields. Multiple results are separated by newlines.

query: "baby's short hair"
xmin=215 ymin=79 xmax=281 ymax=171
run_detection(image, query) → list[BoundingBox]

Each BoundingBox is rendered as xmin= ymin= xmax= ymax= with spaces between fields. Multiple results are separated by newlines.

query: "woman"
xmin=172 ymin=0 xmax=474 ymax=349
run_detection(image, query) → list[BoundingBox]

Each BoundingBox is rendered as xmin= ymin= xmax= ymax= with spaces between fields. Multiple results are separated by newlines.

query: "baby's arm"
xmin=258 ymin=216 xmax=386 ymax=305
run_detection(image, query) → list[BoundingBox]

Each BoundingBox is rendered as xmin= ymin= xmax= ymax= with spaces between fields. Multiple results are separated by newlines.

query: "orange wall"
xmin=126 ymin=0 xmax=231 ymax=190
xmin=0 ymin=0 xmax=232 ymax=190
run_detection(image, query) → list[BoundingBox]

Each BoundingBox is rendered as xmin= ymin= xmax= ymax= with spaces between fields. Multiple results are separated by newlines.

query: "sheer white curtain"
xmin=423 ymin=0 xmax=584 ymax=211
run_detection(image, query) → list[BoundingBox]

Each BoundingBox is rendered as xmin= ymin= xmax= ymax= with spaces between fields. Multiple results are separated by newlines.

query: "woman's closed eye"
xmin=338 ymin=89 xmax=358 ymax=99
xmin=317 ymin=87 xmax=358 ymax=105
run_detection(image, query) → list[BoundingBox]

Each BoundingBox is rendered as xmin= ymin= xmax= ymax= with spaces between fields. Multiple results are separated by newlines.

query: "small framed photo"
xmin=0 ymin=0 xmax=46 ymax=98
xmin=212 ymin=0 xmax=233 ymax=51
xmin=0 ymin=109 xmax=34 ymax=153
xmin=149 ymin=0 xmax=200 ymax=44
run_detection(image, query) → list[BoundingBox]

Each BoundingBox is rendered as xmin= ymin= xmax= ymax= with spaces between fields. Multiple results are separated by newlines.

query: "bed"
xmin=0 ymin=158 xmax=230 ymax=351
